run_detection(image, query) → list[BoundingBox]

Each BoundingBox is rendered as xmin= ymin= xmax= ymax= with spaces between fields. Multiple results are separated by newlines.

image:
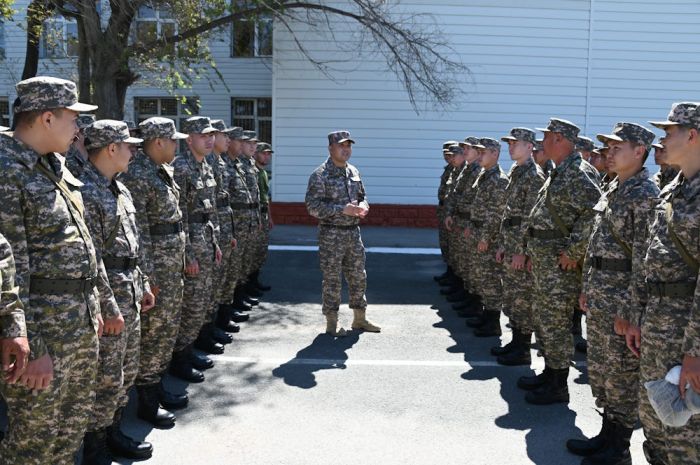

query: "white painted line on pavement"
xmin=269 ymin=245 xmax=441 ymax=255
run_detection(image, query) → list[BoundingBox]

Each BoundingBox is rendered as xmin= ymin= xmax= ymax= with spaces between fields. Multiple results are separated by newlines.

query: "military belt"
xmin=216 ymin=198 xmax=230 ymax=209
xmin=503 ymin=217 xmax=522 ymax=227
xmin=29 ymin=275 xmax=97 ymax=295
xmin=646 ymin=281 xmax=696 ymax=298
xmin=591 ymin=256 xmax=632 ymax=272
xmin=320 ymin=224 xmax=358 ymax=230
xmin=189 ymin=213 xmax=210 ymax=224
xmin=528 ymin=228 xmax=567 ymax=240
xmin=230 ymin=202 xmax=259 ymax=210
xmin=102 ymin=256 xmax=138 ymax=271
xmin=471 ymin=220 xmax=485 ymax=229
xmin=150 ymin=221 xmax=183 ymax=236
xmin=455 ymin=211 xmax=471 ymax=220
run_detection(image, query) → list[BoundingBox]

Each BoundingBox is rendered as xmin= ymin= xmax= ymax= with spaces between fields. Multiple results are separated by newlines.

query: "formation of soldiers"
xmin=0 ymin=76 xmax=274 ymax=465
xmin=435 ymin=105 xmax=699 ymax=465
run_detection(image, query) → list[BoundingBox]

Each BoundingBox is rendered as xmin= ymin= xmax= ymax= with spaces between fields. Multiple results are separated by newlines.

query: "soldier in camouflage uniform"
xmin=464 ymin=138 xmax=509 ymax=337
xmin=252 ymin=141 xmax=274 ymax=290
xmin=491 ymin=128 xmax=545 ymax=365
xmin=64 ymin=113 xmax=95 ymax=177
xmin=0 ymin=76 xmax=114 ymax=465
xmin=625 ymin=102 xmax=700 ymax=465
xmin=120 ymin=117 xmax=189 ymax=426
xmin=577 ymin=136 xmax=596 ymax=163
xmin=170 ymin=117 xmax=223 ymax=381
xmin=435 ymin=141 xmax=459 ymax=283
xmin=533 ymin=138 xmax=555 ymax=176
xmin=305 ymin=131 xmax=380 ymax=336
xmin=518 ymin=118 xmax=601 ymax=405
xmin=567 ymin=122 xmax=658 ymax=464
xmin=79 ymin=120 xmax=155 ymax=463
xmin=0 ymin=232 xmax=28 ymax=389
xmin=652 ymin=142 xmax=680 ymax=191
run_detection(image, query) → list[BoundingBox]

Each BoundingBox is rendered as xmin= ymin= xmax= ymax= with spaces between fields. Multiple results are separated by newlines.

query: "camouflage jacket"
xmin=239 ymin=156 xmax=261 ymax=205
xmin=442 ymin=162 xmax=465 ymax=213
xmin=470 ymin=164 xmax=509 ymax=244
xmin=541 ymin=159 xmax=555 ymax=177
xmin=206 ymin=152 xmax=235 ymax=235
xmin=258 ymin=166 xmax=270 ymax=207
xmin=224 ymin=155 xmax=260 ymax=228
xmin=119 ymin=151 xmax=186 ymax=281
xmin=639 ymin=171 xmax=700 ymax=357
xmin=172 ymin=150 xmax=219 ymax=264
xmin=0 ymin=134 xmax=115 ymax=359
xmin=526 ymin=151 xmax=602 ymax=261
xmin=80 ymin=162 xmax=149 ymax=311
xmin=583 ymin=168 xmax=659 ymax=322
xmin=653 ymin=166 xmax=680 ymax=192
xmin=438 ymin=164 xmax=454 ymax=205
xmin=451 ymin=163 xmax=483 ymax=224
xmin=64 ymin=144 xmax=88 ymax=178
xmin=499 ymin=158 xmax=546 ymax=255
xmin=0 ymin=232 xmax=25 ymax=339
xmin=305 ymin=157 xmax=368 ymax=227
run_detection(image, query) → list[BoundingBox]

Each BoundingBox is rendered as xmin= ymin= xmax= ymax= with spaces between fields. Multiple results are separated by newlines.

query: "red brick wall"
xmin=271 ymin=202 xmax=438 ymax=228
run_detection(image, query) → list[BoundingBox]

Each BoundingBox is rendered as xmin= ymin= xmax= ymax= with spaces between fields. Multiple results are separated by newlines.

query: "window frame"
xmin=134 ymin=96 xmax=200 ymax=151
xmin=230 ymin=15 xmax=273 ymax=58
xmin=231 ymin=97 xmax=272 ymax=144
xmin=39 ymin=15 xmax=79 ymax=59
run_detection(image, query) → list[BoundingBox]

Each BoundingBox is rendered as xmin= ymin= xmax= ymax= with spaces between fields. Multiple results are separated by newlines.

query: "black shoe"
xmin=217 ymin=305 xmax=242 ymax=332
xmin=107 ymin=408 xmax=153 ymax=460
xmin=211 ymin=326 xmax=234 ymax=344
xmin=136 ymin=384 xmax=176 ymax=429
xmin=232 ymin=292 xmax=253 ymax=312
xmin=493 ymin=330 xmax=529 ymax=357
xmin=491 ymin=340 xmax=516 ymax=356
xmin=189 ymin=350 xmax=214 ymax=371
xmin=169 ymin=347 xmax=205 ymax=383
xmin=581 ymin=421 xmax=633 ymax=465
xmin=83 ymin=429 xmax=114 ymax=465
xmin=158 ymin=380 xmax=189 ymax=410
xmin=194 ymin=336 xmax=225 ymax=354
xmin=567 ymin=413 xmax=610 ymax=457
xmin=517 ymin=366 xmax=552 ymax=391
xmin=243 ymin=295 xmax=260 ymax=306
xmin=230 ymin=311 xmax=250 ymax=323
xmin=473 ymin=311 xmax=501 ymax=337
xmin=437 ymin=275 xmax=455 ymax=287
xmin=576 ymin=340 xmax=588 ymax=353
xmin=497 ymin=345 xmax=532 ymax=366
xmin=525 ymin=368 xmax=569 ymax=405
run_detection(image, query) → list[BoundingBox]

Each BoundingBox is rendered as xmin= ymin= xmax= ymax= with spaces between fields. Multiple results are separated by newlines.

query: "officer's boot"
xmin=232 ymin=286 xmax=253 ymax=311
xmin=189 ymin=349 xmax=214 ymax=371
xmin=158 ymin=378 xmax=189 ymax=410
xmin=83 ymin=429 xmax=113 ymax=465
xmin=208 ymin=320 xmax=234 ymax=345
xmin=567 ymin=412 xmax=610 ymax=456
xmin=525 ymin=367 xmax=570 ymax=405
xmin=251 ymin=269 xmax=271 ymax=292
xmin=473 ymin=311 xmax=502 ymax=337
xmin=351 ymin=308 xmax=381 ymax=332
xmin=491 ymin=324 xmax=518 ymax=356
xmin=581 ymin=421 xmax=633 ymax=465
xmin=517 ymin=365 xmax=552 ymax=391
xmin=229 ymin=307 xmax=250 ymax=323
xmin=572 ymin=308 xmax=583 ymax=335
xmin=106 ymin=406 xmax=153 ymax=460
xmin=169 ymin=345 xmax=205 ymax=383
xmin=325 ymin=312 xmax=347 ymax=337
xmin=497 ymin=330 xmax=532 ymax=366
xmin=216 ymin=304 xmax=241 ymax=333
xmin=136 ymin=383 xmax=176 ymax=429
xmin=194 ymin=324 xmax=225 ymax=354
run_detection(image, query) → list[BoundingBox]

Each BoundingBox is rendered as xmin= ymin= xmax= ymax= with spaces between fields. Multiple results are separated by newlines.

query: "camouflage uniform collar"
xmin=677 ymin=170 xmax=700 ymax=201
xmin=616 ymin=167 xmax=650 ymax=194
xmin=552 ymin=151 xmax=581 ymax=177
xmin=324 ymin=157 xmax=349 ymax=175
xmin=482 ymin=163 xmax=501 ymax=176
xmin=1 ymin=133 xmax=42 ymax=170
xmin=184 ymin=149 xmax=205 ymax=169
xmin=137 ymin=149 xmax=159 ymax=170
xmin=83 ymin=159 xmax=113 ymax=188
xmin=467 ymin=161 xmax=481 ymax=173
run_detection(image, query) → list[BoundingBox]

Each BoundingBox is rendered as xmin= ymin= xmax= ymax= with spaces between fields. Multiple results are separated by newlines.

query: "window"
xmin=231 ymin=97 xmax=271 ymax=143
xmin=0 ymin=98 xmax=10 ymax=127
xmin=231 ymin=15 xmax=272 ymax=57
xmin=135 ymin=97 xmax=199 ymax=150
xmin=134 ymin=4 xmax=177 ymax=55
xmin=40 ymin=15 xmax=79 ymax=58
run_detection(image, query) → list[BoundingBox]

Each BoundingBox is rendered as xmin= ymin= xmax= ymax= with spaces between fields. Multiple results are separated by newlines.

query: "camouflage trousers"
xmin=215 ymin=208 xmax=235 ymax=305
xmin=90 ymin=300 xmax=141 ymax=430
xmin=136 ymin=257 xmax=184 ymax=386
xmin=437 ymin=206 xmax=448 ymax=262
xmin=232 ymin=217 xmax=257 ymax=285
xmin=175 ymin=226 xmax=216 ymax=351
xmin=500 ymin=255 xmax=535 ymax=333
xmin=451 ymin=221 xmax=470 ymax=286
xmin=640 ymin=296 xmax=700 ymax=465
xmin=468 ymin=233 xmax=502 ymax=312
xmin=528 ymin=241 xmax=578 ymax=370
xmin=0 ymin=296 xmax=99 ymax=465
xmin=252 ymin=210 xmax=271 ymax=272
xmin=587 ymin=305 xmax=639 ymax=429
xmin=318 ymin=226 xmax=367 ymax=315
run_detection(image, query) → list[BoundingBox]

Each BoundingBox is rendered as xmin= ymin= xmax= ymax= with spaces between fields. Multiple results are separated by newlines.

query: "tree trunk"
xmin=21 ymin=0 xmax=50 ymax=80
xmin=76 ymin=17 xmax=92 ymax=103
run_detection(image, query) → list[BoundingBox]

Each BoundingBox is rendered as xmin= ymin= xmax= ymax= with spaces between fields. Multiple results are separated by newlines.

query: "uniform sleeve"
xmin=564 ymin=174 xmax=602 ymax=261
xmin=683 ymin=271 xmax=700 ymax=357
xmin=358 ymin=177 xmax=369 ymax=211
xmin=0 ymin=236 xmax=26 ymax=339
xmin=173 ymin=167 xmax=195 ymax=265
xmin=305 ymin=170 xmax=344 ymax=220
xmin=123 ymin=176 xmax=156 ymax=283
xmin=477 ymin=176 xmax=508 ymax=244
xmin=514 ymin=173 xmax=545 ymax=255
xmin=622 ymin=194 xmax=657 ymax=323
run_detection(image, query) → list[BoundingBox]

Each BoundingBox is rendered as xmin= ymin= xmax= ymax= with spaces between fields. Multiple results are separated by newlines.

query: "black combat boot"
xmin=189 ymin=350 xmax=214 ymax=371
xmin=440 ymin=277 xmax=462 ymax=295
xmin=242 ymin=294 xmax=260 ymax=306
xmin=497 ymin=331 xmax=532 ymax=366
xmin=250 ymin=269 xmax=271 ymax=291
xmin=232 ymin=286 xmax=253 ymax=311
xmin=106 ymin=407 xmax=153 ymax=460
xmin=210 ymin=324 xmax=234 ymax=345
xmin=525 ymin=367 xmax=570 ymax=405
xmin=136 ymin=383 xmax=176 ymax=429
xmin=491 ymin=325 xmax=519 ymax=356
xmin=452 ymin=291 xmax=475 ymax=312
xmin=169 ymin=345 xmax=205 ymax=383
xmin=216 ymin=304 xmax=241 ymax=333
xmin=243 ymin=276 xmax=263 ymax=298
xmin=230 ymin=310 xmax=250 ymax=323
xmin=83 ymin=429 xmax=113 ymax=465
xmin=194 ymin=324 xmax=225 ymax=354
xmin=581 ymin=420 xmax=633 ymax=465
xmin=517 ymin=366 xmax=552 ymax=390
xmin=461 ymin=294 xmax=484 ymax=318
xmin=158 ymin=379 xmax=189 ymax=410
xmin=473 ymin=311 xmax=502 ymax=337
xmin=567 ymin=412 xmax=610 ymax=456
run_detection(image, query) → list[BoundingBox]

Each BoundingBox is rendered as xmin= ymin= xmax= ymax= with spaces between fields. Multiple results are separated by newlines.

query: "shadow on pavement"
xmin=271 ymin=333 xmax=360 ymax=389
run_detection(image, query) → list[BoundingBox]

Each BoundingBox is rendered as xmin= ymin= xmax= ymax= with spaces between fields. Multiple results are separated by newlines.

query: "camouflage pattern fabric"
xmin=327 ymin=130 xmax=355 ymax=145
xmin=239 ymin=156 xmax=262 ymax=277
xmin=120 ymin=150 xmax=186 ymax=385
xmin=64 ymin=144 xmax=88 ymax=178
xmin=138 ymin=117 xmax=188 ymax=141
xmin=181 ymin=116 xmax=217 ymax=134
xmin=0 ymin=134 xmax=103 ymax=464
xmin=582 ymin=168 xmax=659 ymax=429
xmin=501 ymin=127 xmax=537 ymax=144
xmin=14 ymin=76 xmax=97 ymax=113
xmin=649 ymin=101 xmax=700 ymax=129
xmin=306 ymin=157 xmax=368 ymax=315
xmin=450 ymin=163 xmax=482 ymax=289
xmin=253 ymin=166 xmax=271 ymax=271
xmin=442 ymin=162 xmax=467 ymax=272
xmin=172 ymin=150 xmax=218 ymax=351
xmin=83 ymin=119 xmax=142 ymax=150
xmin=437 ymin=164 xmax=454 ymax=260
xmin=525 ymin=151 xmax=601 ymax=370
xmin=536 ymin=118 xmax=581 ymax=144
xmin=80 ymin=162 xmax=148 ymax=430
xmin=654 ymin=166 xmax=680 ymax=191
xmin=0 ymin=232 xmax=25 ymax=338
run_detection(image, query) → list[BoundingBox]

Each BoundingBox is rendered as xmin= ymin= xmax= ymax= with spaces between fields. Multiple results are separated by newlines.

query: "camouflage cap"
xmin=210 ymin=119 xmax=234 ymax=133
xmin=534 ymin=139 xmax=544 ymax=151
xmin=255 ymin=142 xmax=274 ymax=153
xmin=536 ymin=118 xmax=580 ymax=143
xmin=476 ymin=137 xmax=501 ymax=151
xmin=597 ymin=122 xmax=656 ymax=148
xmin=139 ymin=117 xmax=188 ymax=141
xmin=15 ymin=76 xmax=98 ymax=113
xmin=328 ymin=130 xmax=354 ymax=145
xmin=650 ymin=102 xmax=700 ymax=129
xmin=181 ymin=116 xmax=217 ymax=134
xmin=459 ymin=136 xmax=481 ymax=147
xmin=242 ymin=130 xmax=259 ymax=142
xmin=77 ymin=114 xmax=96 ymax=130
xmin=447 ymin=144 xmax=464 ymax=155
xmin=501 ymin=127 xmax=536 ymax=144
xmin=576 ymin=136 xmax=595 ymax=152
xmin=228 ymin=127 xmax=244 ymax=140
xmin=84 ymin=119 xmax=143 ymax=150
xmin=443 ymin=140 xmax=459 ymax=150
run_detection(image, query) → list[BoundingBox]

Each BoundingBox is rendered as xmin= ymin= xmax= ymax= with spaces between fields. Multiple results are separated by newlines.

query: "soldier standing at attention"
xmin=0 ymin=76 xmax=114 ymax=465
xmin=533 ymin=139 xmax=555 ymax=176
xmin=120 ymin=117 xmax=190 ymax=425
xmin=435 ymin=141 xmax=459 ymax=284
xmin=252 ymin=142 xmax=274 ymax=290
xmin=305 ymin=131 xmax=380 ymax=336
xmin=79 ymin=120 xmax=155 ymax=463
xmin=64 ymin=113 xmax=95 ymax=177
xmin=652 ymin=142 xmax=680 ymax=191
xmin=518 ymin=118 xmax=601 ymax=405
xmin=568 ymin=122 xmax=658 ymax=464
xmin=577 ymin=136 xmax=596 ymax=163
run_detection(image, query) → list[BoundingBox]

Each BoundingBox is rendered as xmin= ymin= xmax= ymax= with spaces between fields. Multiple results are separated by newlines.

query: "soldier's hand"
xmin=614 ymin=316 xmax=630 ymax=336
xmin=103 ymin=314 xmax=125 ymax=336
xmin=186 ymin=259 xmax=200 ymax=276
xmin=231 ymin=238 xmax=237 ymax=249
xmin=558 ymin=253 xmax=579 ymax=271
xmin=444 ymin=217 xmax=453 ymax=231
xmin=526 ymin=258 xmax=533 ymax=272
xmin=19 ymin=353 xmax=53 ymax=391
xmin=141 ymin=291 xmax=156 ymax=313
xmin=97 ymin=314 xmax=104 ymax=337
xmin=511 ymin=254 xmax=527 ymax=270
xmin=477 ymin=240 xmax=489 ymax=253
xmin=342 ymin=204 xmax=362 ymax=217
xmin=1 ymin=337 xmax=30 ymax=383
xmin=151 ymin=285 xmax=161 ymax=298
xmin=357 ymin=206 xmax=369 ymax=219
xmin=215 ymin=246 xmax=223 ymax=265
xmin=679 ymin=354 xmax=700 ymax=397
xmin=495 ymin=249 xmax=505 ymax=263
xmin=578 ymin=293 xmax=588 ymax=313
xmin=625 ymin=325 xmax=641 ymax=357
xmin=464 ymin=228 xmax=471 ymax=238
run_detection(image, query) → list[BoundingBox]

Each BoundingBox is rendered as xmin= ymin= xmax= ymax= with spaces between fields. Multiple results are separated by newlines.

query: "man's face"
xmin=589 ymin=151 xmax=607 ymax=173
xmin=228 ymin=139 xmax=242 ymax=156
xmin=187 ymin=132 xmax=214 ymax=157
xmin=480 ymin=148 xmax=498 ymax=167
xmin=160 ymin=137 xmax=178 ymax=163
xmin=254 ymin=150 xmax=272 ymax=166
xmin=508 ymin=139 xmax=532 ymax=162
xmin=464 ymin=146 xmax=479 ymax=163
xmin=241 ymin=140 xmax=257 ymax=157
xmin=47 ymin=109 xmax=80 ymax=153
xmin=113 ymin=142 xmax=134 ymax=174
xmin=606 ymin=140 xmax=639 ymax=176
xmin=661 ymin=125 xmax=692 ymax=166
xmin=213 ymin=133 xmax=229 ymax=153
xmin=533 ymin=149 xmax=545 ymax=165
xmin=580 ymin=150 xmax=592 ymax=162
xmin=653 ymin=146 xmax=667 ymax=165
xmin=329 ymin=141 xmax=352 ymax=165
